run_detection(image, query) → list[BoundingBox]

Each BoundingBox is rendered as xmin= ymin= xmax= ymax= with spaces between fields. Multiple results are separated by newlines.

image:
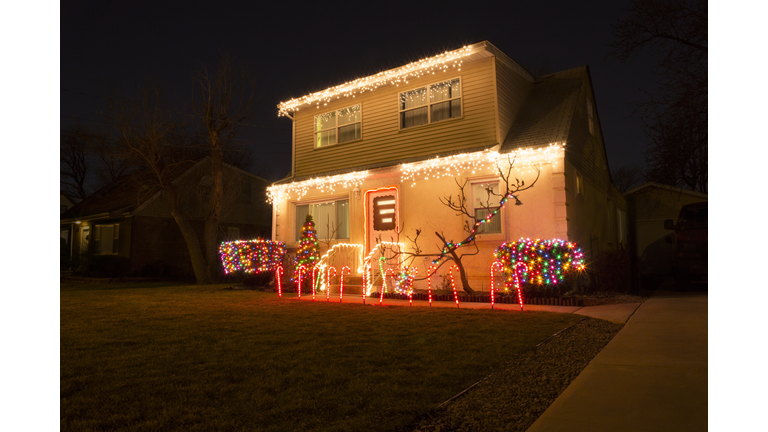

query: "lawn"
xmin=61 ymin=281 xmax=582 ymax=431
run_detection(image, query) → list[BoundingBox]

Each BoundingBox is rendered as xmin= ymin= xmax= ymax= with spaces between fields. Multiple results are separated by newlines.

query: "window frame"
xmin=93 ymin=223 xmax=119 ymax=255
xmin=469 ymin=178 xmax=504 ymax=236
xmin=576 ymin=172 xmax=584 ymax=198
xmin=294 ymin=196 xmax=351 ymax=244
xmin=314 ymin=104 xmax=362 ymax=149
xmin=398 ymin=77 xmax=463 ymax=130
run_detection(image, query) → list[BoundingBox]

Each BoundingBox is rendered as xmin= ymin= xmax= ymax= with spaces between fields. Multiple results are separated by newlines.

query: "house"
xmin=268 ymin=41 xmax=626 ymax=292
xmin=623 ymin=182 xmax=708 ymax=277
xmin=60 ymin=158 xmax=272 ymax=276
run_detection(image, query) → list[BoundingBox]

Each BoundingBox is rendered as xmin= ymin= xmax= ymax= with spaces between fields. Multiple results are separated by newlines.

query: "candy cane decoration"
xmin=362 ymin=264 xmax=370 ymax=305
xmin=449 ymin=264 xmax=460 ymax=308
xmin=490 ymin=260 xmax=504 ymax=310
xmin=311 ymin=265 xmax=320 ymax=302
xmin=339 ymin=266 xmax=351 ymax=303
xmin=275 ymin=265 xmax=284 ymax=298
xmin=407 ymin=267 xmax=418 ymax=306
xmin=296 ymin=265 xmax=306 ymax=299
xmin=326 ymin=266 xmax=337 ymax=303
xmin=380 ymin=267 xmax=396 ymax=306
xmin=512 ymin=261 xmax=528 ymax=311
xmin=427 ymin=265 xmax=436 ymax=307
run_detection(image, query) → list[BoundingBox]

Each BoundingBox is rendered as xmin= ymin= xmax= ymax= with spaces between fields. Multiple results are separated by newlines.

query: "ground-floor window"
xmin=94 ymin=224 xmax=119 ymax=254
xmin=472 ymin=181 xmax=502 ymax=234
xmin=295 ymin=199 xmax=349 ymax=242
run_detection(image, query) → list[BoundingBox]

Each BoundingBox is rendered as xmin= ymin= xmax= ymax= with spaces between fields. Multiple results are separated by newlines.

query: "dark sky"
xmin=61 ymin=0 xmax=660 ymax=181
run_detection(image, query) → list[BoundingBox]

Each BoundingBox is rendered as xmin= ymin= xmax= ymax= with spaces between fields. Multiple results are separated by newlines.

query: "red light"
xmin=327 ymin=266 xmax=337 ymax=303
xmin=449 ymin=264 xmax=460 ymax=308
xmin=275 ymin=265 xmax=284 ymax=298
xmin=490 ymin=260 xmax=504 ymax=310
xmin=340 ymin=266 xmax=351 ymax=303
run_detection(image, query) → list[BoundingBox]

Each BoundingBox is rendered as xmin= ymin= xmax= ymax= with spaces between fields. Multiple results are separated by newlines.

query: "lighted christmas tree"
xmin=294 ymin=214 xmax=320 ymax=291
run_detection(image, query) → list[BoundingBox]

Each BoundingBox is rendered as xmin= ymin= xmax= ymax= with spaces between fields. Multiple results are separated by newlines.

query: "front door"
xmin=366 ymin=188 xmax=400 ymax=255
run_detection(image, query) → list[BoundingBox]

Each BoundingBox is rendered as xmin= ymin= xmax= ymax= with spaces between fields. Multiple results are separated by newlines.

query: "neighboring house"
xmin=268 ymin=41 xmax=626 ymax=291
xmin=624 ymin=182 xmax=708 ymax=277
xmin=60 ymin=158 xmax=272 ymax=276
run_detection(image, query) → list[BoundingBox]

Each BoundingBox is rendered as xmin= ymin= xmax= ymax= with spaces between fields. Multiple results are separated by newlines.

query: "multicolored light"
xmin=494 ymin=238 xmax=586 ymax=286
xmin=218 ymin=239 xmax=286 ymax=275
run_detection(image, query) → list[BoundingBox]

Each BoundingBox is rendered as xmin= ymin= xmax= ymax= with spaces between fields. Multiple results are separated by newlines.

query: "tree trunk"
xmin=166 ymin=186 xmax=211 ymax=284
xmin=204 ymin=138 xmax=225 ymax=280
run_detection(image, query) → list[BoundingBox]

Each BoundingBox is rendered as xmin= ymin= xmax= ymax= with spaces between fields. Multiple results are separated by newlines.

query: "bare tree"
xmin=193 ymin=55 xmax=256 ymax=279
xmin=611 ymin=164 xmax=645 ymax=192
xmin=608 ymin=0 xmax=707 ymax=192
xmin=381 ymin=157 xmax=539 ymax=295
xmin=60 ymin=125 xmax=92 ymax=200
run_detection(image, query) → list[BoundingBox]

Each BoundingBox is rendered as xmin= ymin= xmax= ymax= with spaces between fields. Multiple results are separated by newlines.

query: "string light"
xmin=277 ymin=45 xmax=475 ymax=116
xmin=494 ymin=238 xmax=585 ymax=286
xmin=296 ymin=265 xmax=306 ymax=299
xmin=275 ymin=265 xmax=284 ymax=298
xmin=407 ymin=267 xmax=418 ymax=306
xmin=314 ymin=243 xmax=364 ymax=293
xmin=490 ymin=261 xmax=504 ymax=310
xmin=427 ymin=265 xmax=436 ymax=307
xmin=449 ymin=264 xmax=460 ymax=308
xmin=267 ymin=171 xmax=368 ymax=203
xmin=218 ymin=239 xmax=286 ymax=274
xmin=327 ymin=266 xmax=337 ymax=303
xmin=340 ymin=266 xmax=351 ymax=303
xmin=512 ymin=262 xmax=528 ymax=311
xmin=362 ymin=264 xmax=370 ymax=305
xmin=311 ymin=265 xmax=320 ymax=301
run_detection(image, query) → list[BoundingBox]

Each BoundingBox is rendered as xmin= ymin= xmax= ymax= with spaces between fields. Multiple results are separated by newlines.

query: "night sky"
xmin=60 ymin=0 xmax=662 ymax=181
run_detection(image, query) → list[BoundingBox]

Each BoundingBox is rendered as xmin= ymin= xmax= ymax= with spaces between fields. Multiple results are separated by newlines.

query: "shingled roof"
xmin=59 ymin=173 xmax=162 ymax=221
xmin=500 ymin=66 xmax=586 ymax=153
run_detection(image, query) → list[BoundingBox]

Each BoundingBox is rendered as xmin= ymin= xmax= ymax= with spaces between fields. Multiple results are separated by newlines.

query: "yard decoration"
xmin=311 ymin=265 xmax=320 ymax=301
xmin=427 ymin=265 xmax=436 ymax=307
xmin=219 ymin=239 xmax=286 ymax=275
xmin=407 ymin=267 xmax=418 ymax=305
xmin=362 ymin=264 xmax=370 ymax=305
xmin=494 ymin=238 xmax=585 ymax=286
xmin=449 ymin=264 xmax=460 ymax=308
xmin=511 ymin=261 xmax=528 ymax=311
xmin=295 ymin=215 xmax=320 ymax=277
xmin=339 ymin=266 xmax=351 ymax=303
xmin=489 ymin=260 xmax=505 ymax=310
xmin=296 ymin=265 xmax=307 ymax=299
xmin=327 ymin=266 xmax=337 ymax=302
xmin=275 ymin=265 xmax=284 ymax=297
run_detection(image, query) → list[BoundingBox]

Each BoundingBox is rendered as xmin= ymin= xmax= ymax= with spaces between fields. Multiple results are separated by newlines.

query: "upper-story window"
xmin=586 ymin=98 xmax=595 ymax=135
xmin=315 ymin=104 xmax=362 ymax=148
xmin=399 ymin=78 xmax=462 ymax=129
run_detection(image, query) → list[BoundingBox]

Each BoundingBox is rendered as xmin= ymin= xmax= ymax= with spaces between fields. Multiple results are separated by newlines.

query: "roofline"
xmin=623 ymin=182 xmax=709 ymax=198
xmin=276 ymin=41 xmax=501 ymax=115
xmin=482 ymin=41 xmax=535 ymax=83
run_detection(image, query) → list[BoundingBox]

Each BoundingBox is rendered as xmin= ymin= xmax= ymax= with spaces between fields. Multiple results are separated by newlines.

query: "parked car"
xmin=664 ymin=202 xmax=708 ymax=289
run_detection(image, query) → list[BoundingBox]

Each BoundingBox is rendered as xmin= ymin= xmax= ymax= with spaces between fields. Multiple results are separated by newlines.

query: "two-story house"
xmin=269 ymin=41 xmax=626 ymax=293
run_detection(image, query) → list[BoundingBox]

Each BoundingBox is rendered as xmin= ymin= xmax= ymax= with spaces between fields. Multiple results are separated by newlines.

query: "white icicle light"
xmin=277 ymin=46 xmax=475 ymax=116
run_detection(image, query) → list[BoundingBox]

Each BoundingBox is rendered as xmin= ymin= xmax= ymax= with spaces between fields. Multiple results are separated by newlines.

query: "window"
xmin=296 ymin=199 xmax=349 ymax=241
xmin=399 ymin=78 xmax=461 ymax=129
xmin=576 ymin=172 xmax=584 ymax=197
xmin=373 ymin=196 xmax=396 ymax=231
xmin=617 ymin=209 xmax=626 ymax=245
xmin=586 ymin=98 xmax=595 ymax=135
xmin=227 ymin=226 xmax=240 ymax=240
xmin=94 ymin=224 xmax=119 ymax=255
xmin=472 ymin=181 xmax=502 ymax=234
xmin=315 ymin=104 xmax=361 ymax=148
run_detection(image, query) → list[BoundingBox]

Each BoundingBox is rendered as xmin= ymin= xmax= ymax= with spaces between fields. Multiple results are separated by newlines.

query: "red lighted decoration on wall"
xmin=219 ymin=239 xmax=286 ymax=274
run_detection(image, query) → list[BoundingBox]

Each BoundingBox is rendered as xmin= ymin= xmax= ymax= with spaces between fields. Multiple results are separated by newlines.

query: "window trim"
xmin=398 ymin=76 xmax=464 ymax=130
xmin=93 ymin=223 xmax=119 ymax=255
xmin=293 ymin=195 xmax=351 ymax=244
xmin=469 ymin=177 xmax=504 ymax=236
xmin=576 ymin=172 xmax=584 ymax=198
xmin=314 ymin=104 xmax=363 ymax=149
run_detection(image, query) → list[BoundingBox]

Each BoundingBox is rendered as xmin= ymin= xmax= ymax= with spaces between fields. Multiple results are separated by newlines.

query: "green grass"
xmin=61 ymin=281 xmax=582 ymax=431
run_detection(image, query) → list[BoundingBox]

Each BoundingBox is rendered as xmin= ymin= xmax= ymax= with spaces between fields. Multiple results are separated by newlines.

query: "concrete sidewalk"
xmin=527 ymin=290 xmax=708 ymax=432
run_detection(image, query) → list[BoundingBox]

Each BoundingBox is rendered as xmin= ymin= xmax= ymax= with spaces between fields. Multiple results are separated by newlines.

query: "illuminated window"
xmin=472 ymin=181 xmax=502 ymax=234
xmin=576 ymin=172 xmax=584 ymax=197
xmin=315 ymin=104 xmax=361 ymax=147
xmin=296 ymin=199 xmax=349 ymax=241
xmin=399 ymin=78 xmax=461 ymax=129
xmin=587 ymin=98 xmax=595 ymax=135
xmin=94 ymin=224 xmax=119 ymax=255
xmin=373 ymin=195 xmax=397 ymax=231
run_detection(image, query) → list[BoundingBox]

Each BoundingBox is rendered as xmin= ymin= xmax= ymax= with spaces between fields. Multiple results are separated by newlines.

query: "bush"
xmin=243 ymin=271 xmax=273 ymax=287
xmin=85 ymin=255 xmax=131 ymax=279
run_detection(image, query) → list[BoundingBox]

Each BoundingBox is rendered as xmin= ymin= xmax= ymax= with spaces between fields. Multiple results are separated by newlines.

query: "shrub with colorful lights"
xmin=494 ymin=238 xmax=585 ymax=289
xmin=219 ymin=239 xmax=287 ymax=275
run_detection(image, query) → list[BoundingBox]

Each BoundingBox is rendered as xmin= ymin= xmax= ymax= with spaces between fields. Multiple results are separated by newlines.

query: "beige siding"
xmin=293 ymin=57 xmax=498 ymax=177
xmin=495 ymin=58 xmax=533 ymax=144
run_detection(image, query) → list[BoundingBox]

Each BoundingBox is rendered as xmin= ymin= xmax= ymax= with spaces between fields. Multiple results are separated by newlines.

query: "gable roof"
xmin=500 ymin=66 xmax=585 ymax=153
xmin=61 ymin=158 xmax=269 ymax=222
xmin=623 ymin=182 xmax=709 ymax=199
